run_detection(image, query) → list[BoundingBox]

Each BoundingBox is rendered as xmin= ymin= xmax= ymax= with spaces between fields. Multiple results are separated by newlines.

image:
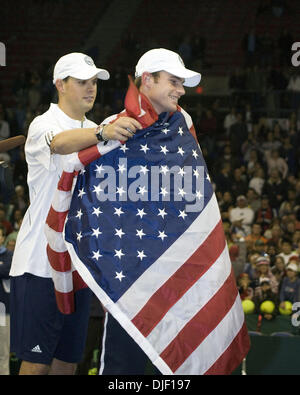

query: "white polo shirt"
xmin=10 ymin=103 xmax=97 ymax=278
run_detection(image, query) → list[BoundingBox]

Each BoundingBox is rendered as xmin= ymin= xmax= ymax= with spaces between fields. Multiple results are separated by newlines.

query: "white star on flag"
xmin=157 ymin=208 xmax=167 ymax=219
xmin=92 ymin=250 xmax=102 ymax=260
xmin=76 ymin=209 xmax=83 ymax=219
xmin=115 ymin=271 xmax=125 ymax=282
xmin=92 ymin=206 xmax=103 ymax=217
xmin=115 ymin=228 xmax=125 ymax=238
xmin=93 ymin=184 xmax=103 ymax=194
xmin=139 ymin=165 xmax=149 ymax=175
xmin=178 ymin=126 xmax=184 ymax=135
xmin=117 ymin=163 xmax=127 ymax=174
xmin=160 ymin=145 xmax=169 ymax=155
xmin=114 ymin=207 xmax=124 ymax=217
xmin=136 ymin=229 xmax=146 ymax=239
xmin=158 ymin=230 xmax=167 ymax=241
xmin=160 ymin=187 xmax=168 ymax=197
xmin=178 ymin=209 xmax=187 ymax=219
xmin=138 ymin=186 xmax=147 ymax=196
xmin=95 ymin=164 xmax=105 ymax=175
xmin=177 ymin=147 xmax=185 ymax=156
xmin=76 ymin=231 xmax=82 ymax=241
xmin=137 ymin=250 xmax=147 ymax=260
xmin=136 ymin=208 xmax=147 ymax=218
xmin=140 ymin=143 xmax=150 ymax=153
xmin=193 ymin=169 xmax=200 ymax=178
xmin=120 ymin=144 xmax=129 ymax=153
xmin=114 ymin=249 xmax=125 ymax=259
xmin=92 ymin=227 xmax=102 ymax=238
xmin=192 ymin=150 xmax=199 ymax=159
xmin=160 ymin=165 xmax=169 ymax=175
xmin=178 ymin=188 xmax=186 ymax=197
xmin=78 ymin=188 xmax=86 ymax=198
xmin=178 ymin=167 xmax=186 ymax=176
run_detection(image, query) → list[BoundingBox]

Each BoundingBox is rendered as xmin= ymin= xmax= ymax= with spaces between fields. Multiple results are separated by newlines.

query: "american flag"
xmin=45 ymin=80 xmax=250 ymax=375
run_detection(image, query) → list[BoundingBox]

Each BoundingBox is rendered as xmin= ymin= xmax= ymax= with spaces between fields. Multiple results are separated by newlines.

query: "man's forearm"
xmin=50 ymin=127 xmax=98 ymax=154
xmin=50 ymin=116 xmax=143 ymax=155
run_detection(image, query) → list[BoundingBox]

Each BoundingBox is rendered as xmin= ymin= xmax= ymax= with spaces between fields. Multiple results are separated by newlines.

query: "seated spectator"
xmin=229 ymin=238 xmax=247 ymax=279
xmin=265 ymin=149 xmax=289 ymax=179
xmin=271 ymin=255 xmax=286 ymax=284
xmin=266 ymin=242 xmax=278 ymax=265
xmin=249 ymin=167 xmax=266 ymax=196
xmin=277 ymin=239 xmax=299 ymax=265
xmin=0 ymin=207 xmax=13 ymax=236
xmin=253 ymin=255 xmax=279 ymax=295
xmin=0 ymin=224 xmax=13 ymax=375
xmin=261 ymin=130 xmax=282 ymax=154
xmin=229 ymin=112 xmax=248 ymax=156
xmin=245 ymin=223 xmax=268 ymax=251
xmin=10 ymin=185 xmax=29 ymax=213
xmin=244 ymin=149 xmax=264 ymax=178
xmin=237 ymin=273 xmax=254 ymax=300
xmin=253 ymin=278 xmax=279 ymax=320
xmin=253 ymin=239 xmax=268 ymax=255
xmin=243 ymin=252 xmax=260 ymax=282
xmin=279 ymin=261 xmax=300 ymax=310
xmin=223 ymin=106 xmax=237 ymax=137
xmin=256 ymin=195 xmax=275 ymax=233
xmin=262 ymin=169 xmax=287 ymax=212
xmin=229 ymin=195 xmax=255 ymax=236
xmin=265 ymin=222 xmax=283 ymax=246
xmin=213 ymin=162 xmax=232 ymax=194
xmin=230 ymin=168 xmax=249 ymax=199
xmin=219 ymin=191 xmax=234 ymax=222
xmin=246 ymin=188 xmax=261 ymax=213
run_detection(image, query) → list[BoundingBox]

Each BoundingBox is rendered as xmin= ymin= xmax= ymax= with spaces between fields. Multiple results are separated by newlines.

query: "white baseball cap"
xmin=53 ymin=52 xmax=110 ymax=84
xmin=287 ymin=262 xmax=298 ymax=272
xmin=135 ymin=48 xmax=201 ymax=87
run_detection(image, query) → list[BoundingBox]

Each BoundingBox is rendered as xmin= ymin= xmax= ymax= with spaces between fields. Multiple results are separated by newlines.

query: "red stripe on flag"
xmin=78 ymin=145 xmax=101 ymax=167
xmin=160 ymin=268 xmax=238 ymax=373
xmin=73 ymin=270 xmax=87 ymax=291
xmin=58 ymin=171 xmax=76 ymax=192
xmin=204 ymin=321 xmax=250 ymax=375
xmin=47 ymin=244 xmax=71 ymax=272
xmin=46 ymin=206 xmax=68 ymax=233
xmin=55 ymin=289 xmax=75 ymax=315
xmin=132 ymin=220 xmax=225 ymax=336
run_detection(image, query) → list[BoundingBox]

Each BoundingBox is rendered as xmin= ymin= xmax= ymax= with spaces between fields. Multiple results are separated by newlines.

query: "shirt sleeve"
xmin=25 ymin=117 xmax=60 ymax=171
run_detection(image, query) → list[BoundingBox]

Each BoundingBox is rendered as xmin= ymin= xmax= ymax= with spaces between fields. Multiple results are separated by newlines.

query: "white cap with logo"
xmin=53 ymin=52 xmax=110 ymax=84
xmin=135 ymin=48 xmax=201 ymax=87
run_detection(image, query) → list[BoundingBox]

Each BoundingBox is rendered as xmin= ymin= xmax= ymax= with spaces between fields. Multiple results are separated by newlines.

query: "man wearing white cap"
xmin=9 ymin=52 xmax=141 ymax=375
xmin=99 ymin=48 xmax=202 ymax=375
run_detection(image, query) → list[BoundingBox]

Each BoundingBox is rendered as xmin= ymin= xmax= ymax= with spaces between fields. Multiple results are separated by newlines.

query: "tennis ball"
xmin=260 ymin=300 xmax=275 ymax=314
xmin=279 ymin=301 xmax=293 ymax=315
xmin=242 ymin=299 xmax=255 ymax=314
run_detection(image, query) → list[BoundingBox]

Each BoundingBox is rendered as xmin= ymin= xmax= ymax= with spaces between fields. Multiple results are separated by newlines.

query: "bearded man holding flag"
xmin=45 ymin=48 xmax=250 ymax=375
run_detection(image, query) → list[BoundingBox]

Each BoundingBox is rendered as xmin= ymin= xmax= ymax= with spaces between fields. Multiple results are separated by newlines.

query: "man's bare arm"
xmin=50 ymin=117 xmax=142 ymax=154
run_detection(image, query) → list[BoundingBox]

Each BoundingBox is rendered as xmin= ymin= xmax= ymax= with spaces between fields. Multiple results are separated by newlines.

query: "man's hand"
xmin=103 ymin=117 xmax=142 ymax=141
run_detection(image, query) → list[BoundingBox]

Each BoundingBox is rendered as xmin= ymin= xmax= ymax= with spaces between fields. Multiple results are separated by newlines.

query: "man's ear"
xmin=55 ymin=79 xmax=65 ymax=94
xmin=141 ymin=72 xmax=152 ymax=88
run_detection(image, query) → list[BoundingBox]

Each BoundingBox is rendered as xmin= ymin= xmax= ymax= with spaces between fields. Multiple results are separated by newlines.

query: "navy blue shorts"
xmin=100 ymin=313 xmax=161 ymax=375
xmin=10 ymin=273 xmax=91 ymax=365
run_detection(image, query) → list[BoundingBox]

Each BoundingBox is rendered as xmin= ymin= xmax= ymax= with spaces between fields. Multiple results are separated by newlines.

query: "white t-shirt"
xmin=10 ymin=103 xmax=97 ymax=278
xmin=229 ymin=206 xmax=255 ymax=236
